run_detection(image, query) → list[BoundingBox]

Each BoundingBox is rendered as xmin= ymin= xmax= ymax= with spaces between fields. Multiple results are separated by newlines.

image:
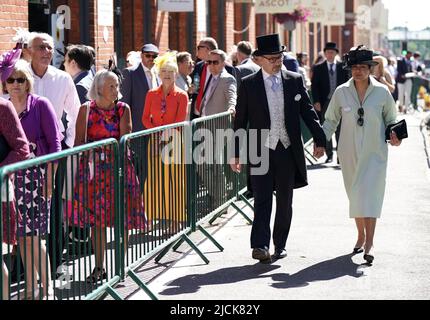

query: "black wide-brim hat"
xmin=343 ymin=45 xmax=379 ymax=69
xmin=252 ymin=34 xmax=286 ymax=56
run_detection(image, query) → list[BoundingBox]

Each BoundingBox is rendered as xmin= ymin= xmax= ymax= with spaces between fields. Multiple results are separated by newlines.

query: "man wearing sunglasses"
xmin=121 ymin=43 xmax=160 ymax=133
xmin=231 ymin=34 xmax=326 ymax=264
xmin=190 ymin=37 xmax=238 ymax=119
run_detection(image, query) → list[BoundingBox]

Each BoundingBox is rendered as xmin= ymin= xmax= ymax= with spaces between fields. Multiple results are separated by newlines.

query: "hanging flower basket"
xmin=274 ymin=5 xmax=311 ymax=25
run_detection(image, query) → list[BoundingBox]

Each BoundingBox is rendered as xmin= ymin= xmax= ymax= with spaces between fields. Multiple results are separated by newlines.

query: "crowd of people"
xmin=0 ymin=29 xmax=413 ymax=299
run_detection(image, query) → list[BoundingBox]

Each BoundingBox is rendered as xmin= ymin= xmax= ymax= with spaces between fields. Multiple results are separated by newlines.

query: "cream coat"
xmin=323 ymin=77 xmax=397 ymax=218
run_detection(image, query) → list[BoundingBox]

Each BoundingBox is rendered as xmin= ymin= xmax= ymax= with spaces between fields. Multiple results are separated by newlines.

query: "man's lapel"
xmin=136 ymin=64 xmax=149 ymax=92
xmin=281 ymin=69 xmax=295 ymax=119
xmin=255 ymin=70 xmax=270 ymax=120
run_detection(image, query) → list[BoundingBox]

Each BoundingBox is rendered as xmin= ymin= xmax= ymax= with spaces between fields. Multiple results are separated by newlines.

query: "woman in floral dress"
xmin=71 ymin=70 xmax=145 ymax=283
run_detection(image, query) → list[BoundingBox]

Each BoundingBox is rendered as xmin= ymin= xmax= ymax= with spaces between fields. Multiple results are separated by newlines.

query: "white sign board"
xmin=98 ymin=0 xmax=113 ymax=26
xmin=51 ymin=14 xmax=64 ymax=69
xmin=299 ymin=0 xmax=344 ymax=25
xmin=255 ymin=0 xmax=297 ymax=14
xmin=158 ymin=0 xmax=194 ymax=12
xmin=300 ymin=0 xmax=325 ymax=23
xmin=356 ymin=5 xmax=371 ymax=30
xmin=324 ymin=0 xmax=345 ymax=26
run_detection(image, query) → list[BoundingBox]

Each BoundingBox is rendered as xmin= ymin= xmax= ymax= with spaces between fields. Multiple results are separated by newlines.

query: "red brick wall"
xmin=153 ymin=8 xmax=169 ymax=52
xmin=121 ymin=0 xmax=144 ymax=55
xmin=225 ymin=0 xmax=235 ymax=53
xmin=0 ymin=0 xmax=28 ymax=52
xmin=91 ymin=0 xmax=115 ymax=70
xmin=248 ymin=6 xmax=256 ymax=48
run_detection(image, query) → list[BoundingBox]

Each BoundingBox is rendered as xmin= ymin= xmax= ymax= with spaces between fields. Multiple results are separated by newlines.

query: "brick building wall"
xmin=90 ymin=0 xmax=115 ymax=70
xmin=0 ymin=0 xmax=28 ymax=52
xmin=225 ymin=0 xmax=235 ymax=53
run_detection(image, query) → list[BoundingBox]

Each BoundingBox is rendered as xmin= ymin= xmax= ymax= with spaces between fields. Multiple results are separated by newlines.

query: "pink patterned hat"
xmin=0 ymin=49 xmax=22 ymax=82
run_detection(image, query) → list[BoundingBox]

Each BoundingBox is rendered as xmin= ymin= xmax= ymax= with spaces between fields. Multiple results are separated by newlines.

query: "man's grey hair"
xmin=88 ymin=70 xmax=118 ymax=101
xmin=209 ymin=49 xmax=227 ymax=62
xmin=200 ymin=37 xmax=218 ymax=51
xmin=28 ymin=32 xmax=54 ymax=49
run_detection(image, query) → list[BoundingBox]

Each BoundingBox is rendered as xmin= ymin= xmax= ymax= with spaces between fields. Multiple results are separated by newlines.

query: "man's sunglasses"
xmin=6 ymin=77 xmax=26 ymax=84
xmin=357 ymin=107 xmax=364 ymax=126
xmin=143 ymin=53 xmax=158 ymax=59
xmin=206 ymin=60 xmax=220 ymax=65
xmin=197 ymin=45 xmax=208 ymax=50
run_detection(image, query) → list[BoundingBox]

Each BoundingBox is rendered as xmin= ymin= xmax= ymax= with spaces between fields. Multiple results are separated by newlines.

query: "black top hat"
xmin=252 ymin=34 xmax=286 ymax=56
xmin=343 ymin=45 xmax=379 ymax=69
xmin=324 ymin=42 xmax=339 ymax=52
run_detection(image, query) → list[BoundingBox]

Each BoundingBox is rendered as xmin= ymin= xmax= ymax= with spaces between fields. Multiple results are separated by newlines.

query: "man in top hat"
xmin=311 ymin=42 xmax=349 ymax=163
xmin=121 ymin=43 xmax=160 ymax=132
xmin=230 ymin=34 xmax=326 ymax=263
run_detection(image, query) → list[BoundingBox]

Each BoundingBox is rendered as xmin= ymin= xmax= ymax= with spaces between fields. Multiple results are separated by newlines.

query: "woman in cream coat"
xmin=323 ymin=46 xmax=402 ymax=264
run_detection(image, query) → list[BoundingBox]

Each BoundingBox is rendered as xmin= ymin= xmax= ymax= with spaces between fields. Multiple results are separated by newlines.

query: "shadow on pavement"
xmin=271 ymin=253 xmax=364 ymax=289
xmin=159 ymin=264 xmax=281 ymax=295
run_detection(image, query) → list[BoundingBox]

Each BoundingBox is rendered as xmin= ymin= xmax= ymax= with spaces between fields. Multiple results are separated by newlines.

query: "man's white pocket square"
xmin=294 ymin=94 xmax=301 ymax=101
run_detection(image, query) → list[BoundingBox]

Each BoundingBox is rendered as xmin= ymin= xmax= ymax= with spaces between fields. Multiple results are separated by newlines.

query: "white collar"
xmin=29 ymin=64 xmax=56 ymax=79
xmin=262 ymin=68 xmax=281 ymax=81
xmin=141 ymin=63 xmax=152 ymax=73
xmin=327 ymin=61 xmax=336 ymax=69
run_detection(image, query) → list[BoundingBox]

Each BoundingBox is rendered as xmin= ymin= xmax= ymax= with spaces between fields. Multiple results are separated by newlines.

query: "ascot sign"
xmin=255 ymin=0 xmax=298 ymax=14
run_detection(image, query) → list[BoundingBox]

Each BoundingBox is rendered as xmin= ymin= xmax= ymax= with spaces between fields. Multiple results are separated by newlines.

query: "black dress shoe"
xmin=273 ymin=249 xmax=287 ymax=260
xmin=353 ymin=247 xmax=364 ymax=254
xmin=364 ymin=254 xmax=374 ymax=264
xmin=243 ymin=190 xmax=254 ymax=200
xmin=252 ymin=247 xmax=271 ymax=263
xmin=325 ymin=156 xmax=333 ymax=163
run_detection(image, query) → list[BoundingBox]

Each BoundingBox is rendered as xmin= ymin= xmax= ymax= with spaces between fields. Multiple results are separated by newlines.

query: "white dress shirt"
xmin=29 ymin=64 xmax=80 ymax=148
xmin=262 ymin=69 xmax=291 ymax=150
xmin=142 ymin=64 xmax=160 ymax=89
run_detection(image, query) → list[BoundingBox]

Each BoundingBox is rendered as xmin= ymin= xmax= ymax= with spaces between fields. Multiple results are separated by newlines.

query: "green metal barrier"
xmin=0 ymin=139 xmax=121 ymax=300
xmin=1 ymin=114 xmax=259 ymax=301
xmin=118 ymin=122 xmax=202 ymax=300
xmin=189 ymin=112 xmax=252 ymax=239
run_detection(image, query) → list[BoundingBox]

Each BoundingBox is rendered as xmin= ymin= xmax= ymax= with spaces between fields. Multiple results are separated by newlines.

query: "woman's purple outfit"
xmin=0 ymin=97 xmax=29 ymax=244
xmin=14 ymin=94 xmax=61 ymax=236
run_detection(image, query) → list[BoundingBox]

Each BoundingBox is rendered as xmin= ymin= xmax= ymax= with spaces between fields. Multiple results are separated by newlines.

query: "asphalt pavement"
xmin=124 ymin=112 xmax=430 ymax=300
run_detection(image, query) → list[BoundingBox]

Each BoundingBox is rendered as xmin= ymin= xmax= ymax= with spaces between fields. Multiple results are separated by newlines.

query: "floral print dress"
xmin=70 ymin=101 xmax=146 ymax=230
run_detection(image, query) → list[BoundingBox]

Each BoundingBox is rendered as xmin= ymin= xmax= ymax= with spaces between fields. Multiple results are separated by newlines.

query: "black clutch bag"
xmin=385 ymin=119 xmax=408 ymax=141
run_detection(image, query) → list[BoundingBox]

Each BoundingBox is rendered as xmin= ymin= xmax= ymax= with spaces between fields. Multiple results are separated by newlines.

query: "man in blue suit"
xmin=121 ymin=43 xmax=160 ymax=132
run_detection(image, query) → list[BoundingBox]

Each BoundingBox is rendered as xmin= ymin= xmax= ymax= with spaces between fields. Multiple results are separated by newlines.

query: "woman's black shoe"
xmin=364 ymin=254 xmax=374 ymax=264
xmin=353 ymin=247 xmax=364 ymax=254
xmin=86 ymin=267 xmax=107 ymax=283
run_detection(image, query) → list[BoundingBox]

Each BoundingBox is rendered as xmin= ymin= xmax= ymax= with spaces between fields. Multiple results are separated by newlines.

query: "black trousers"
xmin=48 ymin=156 xmax=67 ymax=273
xmin=250 ymin=143 xmax=296 ymax=250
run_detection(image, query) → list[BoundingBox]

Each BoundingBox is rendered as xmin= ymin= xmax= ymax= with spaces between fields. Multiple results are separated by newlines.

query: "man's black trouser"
xmin=250 ymin=143 xmax=296 ymax=250
xmin=48 ymin=156 xmax=67 ymax=275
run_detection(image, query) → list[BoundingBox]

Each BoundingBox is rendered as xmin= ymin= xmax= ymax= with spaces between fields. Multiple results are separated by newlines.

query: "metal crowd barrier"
xmin=1 ymin=113 xmax=256 ymax=301
xmin=0 ymin=139 xmax=120 ymax=300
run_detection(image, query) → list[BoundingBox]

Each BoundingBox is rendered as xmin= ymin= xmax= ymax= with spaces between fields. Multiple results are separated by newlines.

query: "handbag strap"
xmin=84 ymin=101 xmax=91 ymax=143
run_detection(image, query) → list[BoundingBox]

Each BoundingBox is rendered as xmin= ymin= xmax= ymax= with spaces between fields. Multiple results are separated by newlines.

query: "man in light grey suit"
xmin=200 ymin=49 xmax=237 ymax=116
xmin=121 ymin=43 xmax=159 ymax=132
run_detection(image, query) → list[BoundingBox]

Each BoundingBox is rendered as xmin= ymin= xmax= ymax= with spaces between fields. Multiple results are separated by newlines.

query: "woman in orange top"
xmin=142 ymin=52 xmax=188 ymax=236
xmin=142 ymin=55 xmax=188 ymax=127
